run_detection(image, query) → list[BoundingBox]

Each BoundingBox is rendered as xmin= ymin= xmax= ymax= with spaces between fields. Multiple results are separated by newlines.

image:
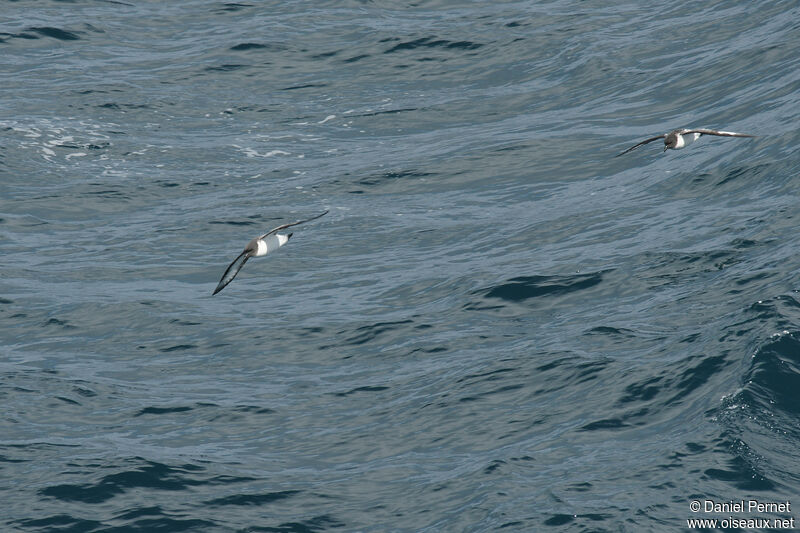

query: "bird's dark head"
xmin=664 ymin=133 xmax=678 ymax=151
xmin=287 ymin=232 xmax=293 ymax=240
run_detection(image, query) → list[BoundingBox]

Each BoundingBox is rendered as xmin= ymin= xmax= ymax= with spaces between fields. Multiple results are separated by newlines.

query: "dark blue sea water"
xmin=2 ymin=1 xmax=800 ymax=531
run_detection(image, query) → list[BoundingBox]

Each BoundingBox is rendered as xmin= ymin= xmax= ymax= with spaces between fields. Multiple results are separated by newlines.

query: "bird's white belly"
xmin=255 ymin=233 xmax=288 ymax=257
xmin=675 ymin=132 xmax=701 ymax=149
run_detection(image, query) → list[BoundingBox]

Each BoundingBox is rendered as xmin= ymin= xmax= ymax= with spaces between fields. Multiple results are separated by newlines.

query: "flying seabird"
xmin=616 ymin=128 xmax=755 ymax=157
xmin=212 ymin=210 xmax=328 ymax=295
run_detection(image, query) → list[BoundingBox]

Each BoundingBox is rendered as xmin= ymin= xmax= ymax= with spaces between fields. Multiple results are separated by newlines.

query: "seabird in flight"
xmin=616 ymin=128 xmax=755 ymax=156
xmin=213 ymin=210 xmax=328 ymax=295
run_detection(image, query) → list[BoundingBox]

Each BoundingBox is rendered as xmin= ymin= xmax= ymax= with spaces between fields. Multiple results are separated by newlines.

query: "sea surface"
xmin=2 ymin=1 xmax=800 ymax=532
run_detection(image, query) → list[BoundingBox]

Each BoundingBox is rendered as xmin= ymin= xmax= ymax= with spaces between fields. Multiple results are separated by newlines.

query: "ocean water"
xmin=2 ymin=1 xmax=800 ymax=531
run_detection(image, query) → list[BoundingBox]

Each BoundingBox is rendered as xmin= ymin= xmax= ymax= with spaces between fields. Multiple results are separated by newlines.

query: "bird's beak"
xmin=663 ymin=146 xmax=668 ymax=152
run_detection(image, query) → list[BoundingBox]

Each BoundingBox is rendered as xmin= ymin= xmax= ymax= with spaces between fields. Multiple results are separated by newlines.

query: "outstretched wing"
xmin=259 ymin=210 xmax=329 ymax=240
xmin=213 ymin=250 xmax=251 ymax=295
xmin=685 ymin=128 xmax=755 ymax=138
xmin=615 ymin=135 xmax=667 ymax=157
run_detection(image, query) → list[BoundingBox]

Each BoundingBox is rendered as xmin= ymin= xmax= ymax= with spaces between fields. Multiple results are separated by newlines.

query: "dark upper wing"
xmin=685 ymin=128 xmax=755 ymax=138
xmin=213 ymin=250 xmax=251 ymax=295
xmin=259 ymin=210 xmax=329 ymax=239
xmin=615 ymin=135 xmax=667 ymax=157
